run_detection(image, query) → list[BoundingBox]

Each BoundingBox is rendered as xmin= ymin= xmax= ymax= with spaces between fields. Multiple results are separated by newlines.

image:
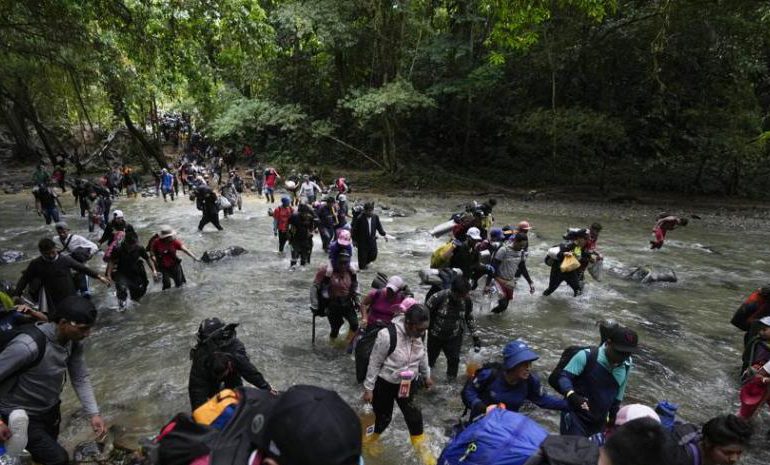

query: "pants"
xmin=543 ymin=264 xmax=582 ymax=296
xmin=198 ymin=212 xmax=223 ymax=231
xmin=560 ymin=410 xmax=601 ymax=437
xmin=264 ymin=187 xmax=275 ymax=203
xmin=114 ymin=272 xmax=148 ymax=302
xmin=650 ymin=227 xmax=666 ymax=249
xmin=358 ymin=241 xmax=378 ymax=270
xmin=320 ymin=226 xmax=334 ymax=251
xmin=372 ymin=377 xmax=423 ymax=435
xmin=278 ymin=231 xmax=289 ymax=252
xmin=159 ymin=264 xmax=186 ymax=289
xmin=42 ymin=207 xmax=60 ymax=225
xmin=25 ymin=405 xmax=68 ymax=465
xmin=290 ymin=237 xmax=312 ymax=266
xmin=74 ymin=272 xmax=90 ymax=297
xmin=79 ymin=199 xmax=88 ymax=217
xmin=162 ymin=187 xmax=175 ymax=201
xmin=427 ymin=334 xmax=463 ymax=379
xmin=327 ymin=298 xmax=358 ymax=338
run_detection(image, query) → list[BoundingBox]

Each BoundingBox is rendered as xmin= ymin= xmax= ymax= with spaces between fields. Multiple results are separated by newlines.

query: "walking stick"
xmin=312 ymin=314 xmax=316 ymax=345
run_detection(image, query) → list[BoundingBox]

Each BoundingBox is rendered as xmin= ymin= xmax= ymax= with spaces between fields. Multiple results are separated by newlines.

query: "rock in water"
xmin=626 ymin=265 xmax=677 ymax=284
xmin=201 ymin=246 xmax=248 ymax=263
xmin=1 ymin=250 xmax=24 ymax=264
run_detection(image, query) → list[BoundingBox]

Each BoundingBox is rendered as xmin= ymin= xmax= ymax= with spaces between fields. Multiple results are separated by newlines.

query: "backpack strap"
xmin=1 ymin=325 xmax=48 ymax=394
xmin=386 ymin=323 xmax=397 ymax=356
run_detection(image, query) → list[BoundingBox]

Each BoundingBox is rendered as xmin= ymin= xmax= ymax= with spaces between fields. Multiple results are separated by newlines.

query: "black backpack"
xmin=0 ymin=325 xmax=48 ymax=393
xmin=354 ymin=323 xmax=398 ymax=383
xmin=547 ymin=346 xmax=597 ymax=392
xmin=523 ymin=435 xmax=599 ymax=465
xmin=148 ymin=387 xmax=272 ymax=465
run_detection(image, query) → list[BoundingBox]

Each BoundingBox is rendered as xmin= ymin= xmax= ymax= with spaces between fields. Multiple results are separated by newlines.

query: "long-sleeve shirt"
xmin=463 ymin=369 xmax=566 ymax=415
xmin=426 ymin=289 xmax=478 ymax=340
xmin=14 ymin=255 xmax=101 ymax=310
xmin=493 ymin=245 xmax=532 ymax=284
xmin=0 ymin=322 xmax=99 ymax=415
xmin=188 ymin=338 xmax=270 ymax=410
xmin=364 ymin=315 xmax=429 ymax=390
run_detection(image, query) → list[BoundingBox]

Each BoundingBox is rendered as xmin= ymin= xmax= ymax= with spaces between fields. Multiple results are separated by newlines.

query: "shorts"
xmin=494 ymin=278 xmax=515 ymax=300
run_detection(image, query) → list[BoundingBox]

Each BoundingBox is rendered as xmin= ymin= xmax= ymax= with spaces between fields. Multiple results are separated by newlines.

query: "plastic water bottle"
xmin=465 ymin=348 xmax=484 ymax=378
xmin=360 ymin=403 xmax=376 ymax=438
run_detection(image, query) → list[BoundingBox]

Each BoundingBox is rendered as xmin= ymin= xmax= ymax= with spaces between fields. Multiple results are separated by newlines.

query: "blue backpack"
xmin=438 ymin=409 xmax=548 ymax=465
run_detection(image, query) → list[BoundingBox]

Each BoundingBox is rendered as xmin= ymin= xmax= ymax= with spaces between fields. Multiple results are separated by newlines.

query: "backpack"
xmin=430 ymin=241 xmax=455 ymax=269
xmin=438 ymin=408 xmax=549 ymax=465
xmin=547 ymin=346 xmax=597 ymax=392
xmin=524 ymin=435 xmax=599 ymax=465
xmin=0 ymin=325 xmax=48 ymax=394
xmin=149 ymin=387 xmax=272 ymax=465
xmin=192 ymin=389 xmax=240 ymax=427
xmin=461 ymin=362 xmax=503 ymax=410
xmin=354 ymin=323 xmax=398 ymax=383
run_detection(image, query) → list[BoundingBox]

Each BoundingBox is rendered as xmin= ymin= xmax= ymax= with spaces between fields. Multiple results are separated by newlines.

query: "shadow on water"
xmin=1 ymin=192 xmax=770 ymax=464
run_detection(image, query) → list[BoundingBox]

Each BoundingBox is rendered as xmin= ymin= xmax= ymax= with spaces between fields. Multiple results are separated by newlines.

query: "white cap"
xmin=467 ymin=227 xmax=482 ymax=240
xmin=385 ymin=276 xmax=404 ymax=292
xmin=758 ymin=316 xmax=770 ymax=327
xmin=113 ymin=210 xmax=124 ymax=219
xmin=615 ymin=404 xmax=661 ymax=426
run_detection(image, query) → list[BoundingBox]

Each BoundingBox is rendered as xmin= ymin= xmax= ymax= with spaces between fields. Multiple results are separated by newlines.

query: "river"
xmin=0 ymin=190 xmax=768 ymax=464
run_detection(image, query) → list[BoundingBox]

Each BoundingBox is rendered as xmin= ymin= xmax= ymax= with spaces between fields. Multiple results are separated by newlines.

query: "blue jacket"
xmin=463 ymin=368 xmax=566 ymax=417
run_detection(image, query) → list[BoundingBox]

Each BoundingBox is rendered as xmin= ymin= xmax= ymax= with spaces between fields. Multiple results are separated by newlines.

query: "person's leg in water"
xmin=542 ymin=265 xmax=564 ymax=296
xmin=170 ymin=264 xmax=186 ymax=288
xmin=490 ymin=281 xmax=513 ymax=314
xmin=210 ymin=213 xmax=224 ymax=231
xmin=198 ymin=215 xmax=209 ymax=231
xmin=372 ymin=378 xmax=397 ymax=435
xmin=25 ymin=406 xmax=68 ymax=465
xmin=564 ymin=271 xmax=583 ymax=296
xmin=115 ymin=274 xmax=129 ymax=308
xmin=443 ymin=334 xmax=463 ymax=379
xmin=278 ymin=231 xmax=289 ymax=253
xmin=427 ymin=335 xmax=443 ymax=371
xmin=327 ymin=299 xmax=344 ymax=338
xmin=395 ymin=385 xmax=434 ymax=465
xmin=160 ymin=267 xmax=173 ymax=290
xmin=290 ymin=242 xmax=300 ymax=268
xmin=340 ymin=300 xmax=360 ymax=343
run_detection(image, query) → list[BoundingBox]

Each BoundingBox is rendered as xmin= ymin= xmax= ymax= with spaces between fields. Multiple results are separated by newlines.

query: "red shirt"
xmin=152 ymin=238 xmax=183 ymax=269
xmin=273 ymin=206 xmax=294 ymax=232
xmin=265 ymin=169 xmax=278 ymax=188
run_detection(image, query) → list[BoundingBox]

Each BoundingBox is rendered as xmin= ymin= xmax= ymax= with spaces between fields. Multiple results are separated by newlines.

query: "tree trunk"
xmin=122 ymin=108 xmax=166 ymax=169
xmin=0 ymin=96 xmax=38 ymax=160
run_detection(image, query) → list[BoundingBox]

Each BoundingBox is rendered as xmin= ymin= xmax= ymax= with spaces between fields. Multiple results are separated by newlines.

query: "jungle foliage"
xmin=1 ymin=0 xmax=769 ymax=195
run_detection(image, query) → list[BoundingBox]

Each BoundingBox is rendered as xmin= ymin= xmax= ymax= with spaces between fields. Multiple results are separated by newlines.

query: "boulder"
xmin=625 ymin=265 xmax=677 ymax=284
xmin=0 ymin=250 xmax=24 ymax=264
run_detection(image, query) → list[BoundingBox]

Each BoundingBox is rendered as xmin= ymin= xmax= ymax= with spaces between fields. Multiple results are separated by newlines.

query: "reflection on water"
xmin=1 ymin=192 xmax=769 ymax=464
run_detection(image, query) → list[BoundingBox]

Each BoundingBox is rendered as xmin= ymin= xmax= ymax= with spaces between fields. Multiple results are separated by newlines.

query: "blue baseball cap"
xmin=503 ymin=340 xmax=539 ymax=370
xmin=281 ymin=196 xmax=291 ymax=205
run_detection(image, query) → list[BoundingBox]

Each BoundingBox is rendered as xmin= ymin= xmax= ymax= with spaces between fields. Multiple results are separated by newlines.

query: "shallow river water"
xmin=1 ymin=190 xmax=769 ymax=464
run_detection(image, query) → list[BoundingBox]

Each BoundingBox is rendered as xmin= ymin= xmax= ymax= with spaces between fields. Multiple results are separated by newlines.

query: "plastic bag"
xmin=560 ymin=254 xmax=580 ymax=273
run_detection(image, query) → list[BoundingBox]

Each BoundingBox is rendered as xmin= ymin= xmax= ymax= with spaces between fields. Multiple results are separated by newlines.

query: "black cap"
xmin=608 ymin=326 xmax=639 ymax=354
xmin=56 ymin=296 xmax=97 ymax=325
xmin=252 ymin=385 xmax=362 ymax=465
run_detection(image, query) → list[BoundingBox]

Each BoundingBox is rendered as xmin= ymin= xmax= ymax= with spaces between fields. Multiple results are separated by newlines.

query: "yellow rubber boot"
xmin=363 ymin=432 xmax=383 ymax=457
xmin=410 ymin=434 xmax=437 ymax=465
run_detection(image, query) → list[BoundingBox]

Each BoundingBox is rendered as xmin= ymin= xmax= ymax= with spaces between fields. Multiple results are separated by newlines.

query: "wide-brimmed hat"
xmin=503 ymin=340 xmax=539 ymax=370
xmin=158 ymin=225 xmax=177 ymax=239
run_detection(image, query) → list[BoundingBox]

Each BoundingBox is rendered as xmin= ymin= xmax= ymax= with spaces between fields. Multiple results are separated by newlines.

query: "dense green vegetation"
xmin=1 ymin=1 xmax=769 ymax=195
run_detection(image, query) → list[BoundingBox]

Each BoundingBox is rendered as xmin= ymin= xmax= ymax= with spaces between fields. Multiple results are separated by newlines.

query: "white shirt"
xmin=55 ymin=234 xmax=98 ymax=257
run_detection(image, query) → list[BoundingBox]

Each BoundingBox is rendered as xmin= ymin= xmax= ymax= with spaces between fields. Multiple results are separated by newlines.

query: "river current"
xmin=0 ymin=190 xmax=768 ymax=464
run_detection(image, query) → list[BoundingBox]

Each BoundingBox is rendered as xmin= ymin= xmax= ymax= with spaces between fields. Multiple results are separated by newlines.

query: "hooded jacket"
xmin=364 ymin=314 xmax=429 ymax=390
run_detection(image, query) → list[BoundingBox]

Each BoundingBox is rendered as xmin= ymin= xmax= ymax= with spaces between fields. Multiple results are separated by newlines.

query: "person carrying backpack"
xmin=555 ymin=325 xmax=638 ymax=437
xmin=362 ymin=304 xmax=435 ymax=465
xmin=312 ymin=251 xmax=359 ymax=341
xmin=360 ymin=275 xmax=408 ymax=329
xmin=462 ymin=340 xmax=565 ymax=419
xmin=665 ymin=414 xmax=753 ymax=465
xmin=426 ymin=277 xmax=480 ymax=380
xmin=543 ymin=228 xmax=591 ymax=297
xmin=0 ymin=296 xmax=105 ymax=465
xmin=188 ymin=318 xmax=276 ymax=410
xmin=486 ymin=232 xmax=534 ymax=314
xmin=731 ymin=284 xmax=770 ymax=344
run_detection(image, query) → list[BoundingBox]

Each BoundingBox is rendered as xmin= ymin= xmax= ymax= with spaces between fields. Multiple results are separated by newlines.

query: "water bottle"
xmin=360 ymin=403 xmax=376 ymax=438
xmin=465 ymin=348 xmax=484 ymax=378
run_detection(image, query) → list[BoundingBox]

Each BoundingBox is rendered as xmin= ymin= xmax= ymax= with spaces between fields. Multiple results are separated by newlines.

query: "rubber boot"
xmin=410 ymin=434 xmax=436 ymax=465
xmin=363 ymin=433 xmax=383 ymax=457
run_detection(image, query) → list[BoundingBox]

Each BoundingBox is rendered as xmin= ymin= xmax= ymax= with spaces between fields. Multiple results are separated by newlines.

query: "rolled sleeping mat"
xmin=418 ymin=268 xmax=463 ymax=286
xmin=430 ymin=220 xmax=456 ymax=238
xmin=285 ymin=180 xmax=297 ymax=190
xmin=371 ymin=272 xmax=389 ymax=290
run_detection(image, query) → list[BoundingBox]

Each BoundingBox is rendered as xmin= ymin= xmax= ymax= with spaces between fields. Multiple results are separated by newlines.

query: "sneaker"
xmin=4 ymin=409 xmax=29 ymax=457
